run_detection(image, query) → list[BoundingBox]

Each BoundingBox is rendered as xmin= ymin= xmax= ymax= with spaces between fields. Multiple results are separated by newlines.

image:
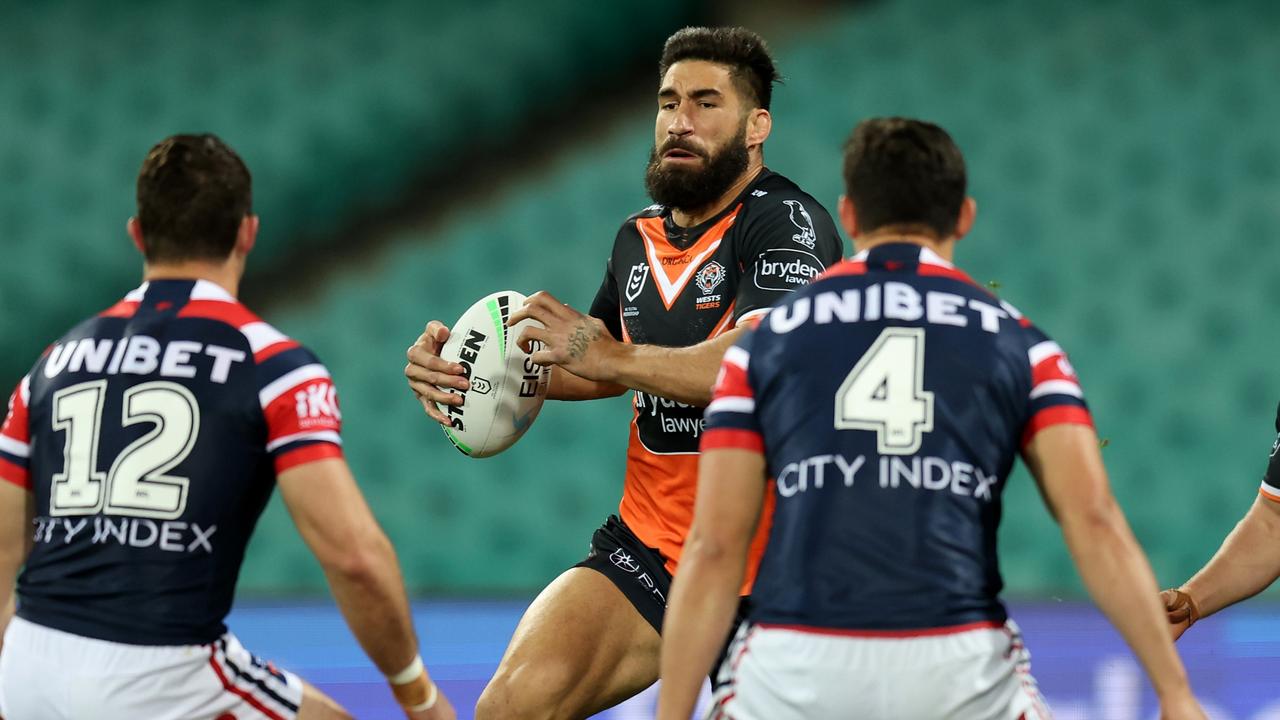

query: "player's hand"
xmin=509 ymin=291 xmax=618 ymax=382
xmin=405 ymin=321 xmax=469 ymax=426
xmin=1160 ymin=588 xmax=1200 ymax=641
xmin=1158 ymin=688 xmax=1207 ymax=720
xmin=404 ymin=690 xmax=456 ymax=720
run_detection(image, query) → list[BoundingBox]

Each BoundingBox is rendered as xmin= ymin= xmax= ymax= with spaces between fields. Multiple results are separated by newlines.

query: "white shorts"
xmin=708 ymin=619 xmax=1052 ymax=720
xmin=0 ymin=616 xmax=304 ymax=720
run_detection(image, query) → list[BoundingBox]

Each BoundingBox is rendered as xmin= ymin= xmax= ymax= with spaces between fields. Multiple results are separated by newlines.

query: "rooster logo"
xmin=784 ymin=200 xmax=817 ymax=249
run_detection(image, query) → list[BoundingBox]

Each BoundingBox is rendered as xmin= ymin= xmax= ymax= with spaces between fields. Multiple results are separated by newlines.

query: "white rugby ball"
xmin=434 ymin=290 xmax=551 ymax=458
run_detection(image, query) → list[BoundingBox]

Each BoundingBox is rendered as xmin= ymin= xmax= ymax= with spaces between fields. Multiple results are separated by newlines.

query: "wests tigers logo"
xmin=695 ymin=261 xmax=726 ymax=295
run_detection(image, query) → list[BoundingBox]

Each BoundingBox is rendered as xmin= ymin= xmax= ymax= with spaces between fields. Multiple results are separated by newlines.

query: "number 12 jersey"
xmin=0 ymin=280 xmax=343 ymax=645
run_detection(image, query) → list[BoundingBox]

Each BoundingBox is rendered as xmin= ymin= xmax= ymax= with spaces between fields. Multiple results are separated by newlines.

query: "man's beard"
xmin=644 ymin=126 xmax=750 ymax=213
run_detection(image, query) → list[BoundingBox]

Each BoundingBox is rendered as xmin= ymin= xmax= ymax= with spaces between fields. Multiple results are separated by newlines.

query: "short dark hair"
xmin=136 ymin=133 xmax=252 ymax=263
xmin=658 ymin=26 xmax=781 ymax=111
xmin=842 ymin=118 xmax=967 ymax=237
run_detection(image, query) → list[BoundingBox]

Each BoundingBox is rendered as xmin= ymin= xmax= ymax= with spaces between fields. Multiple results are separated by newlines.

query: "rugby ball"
xmin=434 ymin=290 xmax=551 ymax=458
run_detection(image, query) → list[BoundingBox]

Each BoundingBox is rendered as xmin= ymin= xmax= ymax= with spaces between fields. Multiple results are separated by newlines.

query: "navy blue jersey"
xmin=701 ymin=243 xmax=1092 ymax=632
xmin=0 ymin=280 xmax=343 ymax=645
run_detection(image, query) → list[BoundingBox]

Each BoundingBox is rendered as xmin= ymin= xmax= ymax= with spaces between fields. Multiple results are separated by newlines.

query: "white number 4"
xmin=50 ymin=380 xmax=198 ymax=519
xmin=835 ymin=327 xmax=934 ymax=455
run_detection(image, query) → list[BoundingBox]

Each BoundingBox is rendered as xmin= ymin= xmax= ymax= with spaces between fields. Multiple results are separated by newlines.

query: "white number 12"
xmin=50 ymin=380 xmax=198 ymax=519
xmin=835 ymin=327 xmax=934 ymax=455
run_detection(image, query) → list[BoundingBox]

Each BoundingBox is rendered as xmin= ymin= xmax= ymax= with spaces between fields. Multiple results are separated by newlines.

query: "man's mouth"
xmin=663 ymin=148 xmax=701 ymax=161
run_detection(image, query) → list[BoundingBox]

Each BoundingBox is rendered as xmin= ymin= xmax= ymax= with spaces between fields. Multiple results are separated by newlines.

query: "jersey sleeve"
xmin=256 ymin=346 xmax=344 ymax=474
xmin=587 ymin=256 xmax=623 ymax=341
xmin=0 ymin=375 xmax=32 ymax=489
xmin=1019 ymin=334 xmax=1094 ymax=447
xmin=700 ymin=332 xmax=763 ymax=454
xmin=1258 ymin=403 xmax=1280 ymax=502
xmin=733 ymin=194 xmax=844 ymax=327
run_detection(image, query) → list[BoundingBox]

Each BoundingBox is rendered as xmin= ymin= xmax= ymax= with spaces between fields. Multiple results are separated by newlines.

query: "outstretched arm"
xmin=1163 ymin=496 xmax=1280 ymax=638
xmin=1024 ymin=424 xmax=1200 ymax=712
xmin=279 ymin=458 xmax=455 ymax=720
xmin=509 ymin=291 xmax=745 ymax=406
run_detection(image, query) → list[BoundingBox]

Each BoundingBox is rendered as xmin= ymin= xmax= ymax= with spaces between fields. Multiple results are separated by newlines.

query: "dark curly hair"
xmin=658 ymin=26 xmax=781 ymax=111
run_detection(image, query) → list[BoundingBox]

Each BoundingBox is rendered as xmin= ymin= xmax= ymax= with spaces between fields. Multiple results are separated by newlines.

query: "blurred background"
xmin=3 ymin=0 xmax=1279 ymax=716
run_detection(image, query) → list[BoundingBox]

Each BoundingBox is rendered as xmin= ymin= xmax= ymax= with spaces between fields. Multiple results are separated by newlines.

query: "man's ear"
xmin=953 ymin=197 xmax=977 ymax=240
xmin=746 ymin=109 xmax=772 ymax=150
xmin=837 ymin=195 xmax=859 ymax=239
xmin=126 ymin=217 xmax=146 ymax=256
xmin=236 ymin=215 xmax=259 ymax=256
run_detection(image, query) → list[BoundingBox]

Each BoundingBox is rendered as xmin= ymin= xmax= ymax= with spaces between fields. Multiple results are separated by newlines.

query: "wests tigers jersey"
xmin=587 ymin=169 xmax=844 ymax=578
xmin=0 ymin=280 xmax=343 ymax=645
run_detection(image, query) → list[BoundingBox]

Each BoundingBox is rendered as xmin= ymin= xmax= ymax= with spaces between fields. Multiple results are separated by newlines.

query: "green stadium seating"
xmin=9 ymin=0 xmax=1279 ymax=597
xmin=0 ymin=0 xmax=696 ymax=391
xmin=243 ymin=0 xmax=1280 ymax=596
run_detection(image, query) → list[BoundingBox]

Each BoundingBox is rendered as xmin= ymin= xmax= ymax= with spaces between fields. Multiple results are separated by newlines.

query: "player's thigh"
xmin=296 ymin=681 xmax=352 ymax=720
xmin=477 ymin=566 xmax=660 ymax=720
xmin=0 ymin=626 xmax=61 ymax=720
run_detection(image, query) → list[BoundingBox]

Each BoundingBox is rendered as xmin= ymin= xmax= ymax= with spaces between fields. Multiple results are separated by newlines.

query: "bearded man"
xmin=404 ymin=26 xmax=844 ymax=720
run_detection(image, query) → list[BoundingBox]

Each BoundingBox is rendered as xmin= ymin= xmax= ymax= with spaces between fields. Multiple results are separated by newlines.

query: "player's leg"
xmin=0 ymin=617 xmax=66 ymax=719
xmin=296 ymin=682 xmax=353 ymax=719
xmin=475 ymin=566 xmax=660 ymax=720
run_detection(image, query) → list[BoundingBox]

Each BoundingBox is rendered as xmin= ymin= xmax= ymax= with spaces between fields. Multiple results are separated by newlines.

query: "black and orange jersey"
xmin=587 ymin=168 xmax=844 ymax=583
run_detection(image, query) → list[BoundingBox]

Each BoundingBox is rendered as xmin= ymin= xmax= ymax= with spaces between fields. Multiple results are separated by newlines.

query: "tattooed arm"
xmin=508 ymin=291 xmax=741 ymax=406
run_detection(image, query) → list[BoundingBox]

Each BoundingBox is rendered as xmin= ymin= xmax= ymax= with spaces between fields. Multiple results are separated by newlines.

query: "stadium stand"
xmin=6 ymin=0 xmax=1278 ymax=597
xmin=0 ymin=0 xmax=697 ymax=391
xmin=243 ymin=0 xmax=1280 ymax=595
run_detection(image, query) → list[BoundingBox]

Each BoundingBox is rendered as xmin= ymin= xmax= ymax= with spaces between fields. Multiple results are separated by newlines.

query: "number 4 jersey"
xmin=0 ymin=279 xmax=343 ymax=645
xmin=703 ymin=242 xmax=1094 ymax=631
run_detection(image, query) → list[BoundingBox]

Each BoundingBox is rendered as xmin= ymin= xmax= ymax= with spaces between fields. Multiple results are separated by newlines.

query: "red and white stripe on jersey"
xmin=176 ymin=281 xmax=301 ymax=363
xmin=0 ymin=375 xmax=32 ymax=489
xmin=702 ymin=345 xmax=765 ymax=453
xmin=1021 ymin=340 xmax=1093 ymax=446
xmin=98 ymin=283 xmax=148 ymax=318
xmin=258 ymin=359 xmax=343 ymax=473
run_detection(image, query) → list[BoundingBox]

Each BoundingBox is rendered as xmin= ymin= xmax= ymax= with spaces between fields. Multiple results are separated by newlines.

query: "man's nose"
xmin=667 ymin=108 xmax=694 ymax=136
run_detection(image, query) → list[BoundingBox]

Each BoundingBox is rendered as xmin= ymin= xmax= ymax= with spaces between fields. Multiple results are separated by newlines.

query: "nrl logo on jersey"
xmin=784 ymin=200 xmax=817 ymax=249
xmin=625 ymin=263 xmax=650 ymax=302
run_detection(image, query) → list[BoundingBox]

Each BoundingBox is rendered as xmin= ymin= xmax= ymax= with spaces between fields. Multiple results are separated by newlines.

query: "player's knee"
xmin=474 ymin=664 xmax=576 ymax=720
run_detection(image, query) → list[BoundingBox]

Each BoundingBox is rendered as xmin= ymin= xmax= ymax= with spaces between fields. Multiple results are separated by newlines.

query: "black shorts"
xmin=575 ymin=515 xmax=749 ymax=686
xmin=575 ymin=514 xmax=672 ymax=633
